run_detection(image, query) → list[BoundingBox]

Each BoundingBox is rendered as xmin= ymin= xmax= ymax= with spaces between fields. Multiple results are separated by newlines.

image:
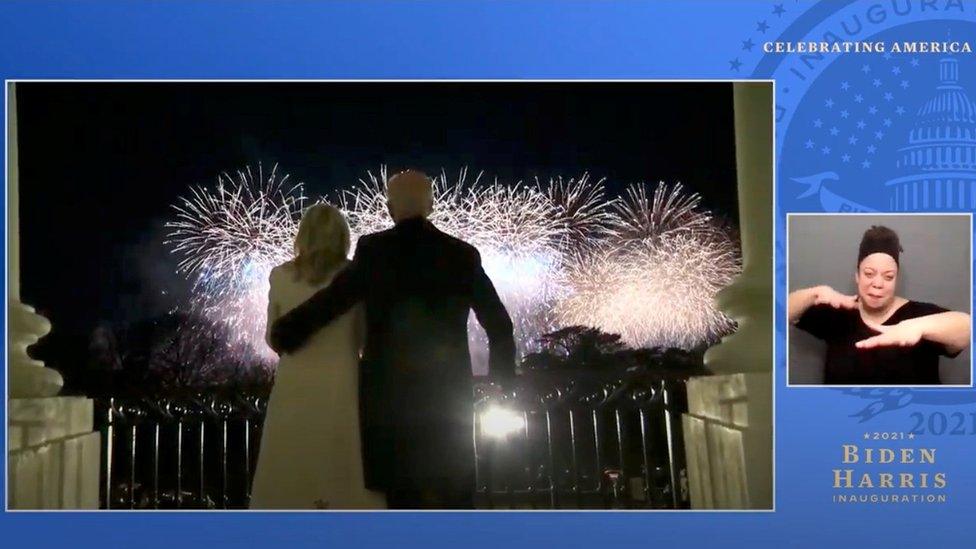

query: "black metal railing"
xmin=473 ymin=374 xmax=689 ymax=509
xmin=96 ymin=371 xmax=689 ymax=510
xmin=95 ymin=394 xmax=267 ymax=509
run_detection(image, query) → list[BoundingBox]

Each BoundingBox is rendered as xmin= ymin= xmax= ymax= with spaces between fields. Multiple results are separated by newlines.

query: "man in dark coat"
xmin=269 ymin=169 xmax=516 ymax=509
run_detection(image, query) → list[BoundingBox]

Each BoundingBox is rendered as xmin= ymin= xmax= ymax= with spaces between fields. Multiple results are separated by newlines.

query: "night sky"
xmin=16 ymin=82 xmax=738 ymax=389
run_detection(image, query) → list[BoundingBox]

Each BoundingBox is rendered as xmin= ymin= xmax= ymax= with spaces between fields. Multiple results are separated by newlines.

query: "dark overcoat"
xmin=271 ymin=217 xmax=515 ymax=490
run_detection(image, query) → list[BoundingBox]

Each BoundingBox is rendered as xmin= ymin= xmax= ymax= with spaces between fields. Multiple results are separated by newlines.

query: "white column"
xmin=7 ymin=83 xmax=101 ymax=509
xmin=682 ymin=82 xmax=773 ymax=509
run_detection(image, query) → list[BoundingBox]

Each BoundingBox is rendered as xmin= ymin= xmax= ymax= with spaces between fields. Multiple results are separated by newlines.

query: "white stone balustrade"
xmin=682 ymin=82 xmax=774 ymax=510
xmin=7 ymin=82 xmax=101 ymax=509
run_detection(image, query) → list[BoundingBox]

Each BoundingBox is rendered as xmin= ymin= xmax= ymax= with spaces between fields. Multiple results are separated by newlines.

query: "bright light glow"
xmin=480 ymin=405 xmax=526 ymax=439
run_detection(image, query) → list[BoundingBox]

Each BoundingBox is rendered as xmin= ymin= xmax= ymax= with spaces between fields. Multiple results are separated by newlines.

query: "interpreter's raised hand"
xmin=814 ymin=285 xmax=858 ymax=310
xmin=856 ymin=318 xmax=925 ymax=349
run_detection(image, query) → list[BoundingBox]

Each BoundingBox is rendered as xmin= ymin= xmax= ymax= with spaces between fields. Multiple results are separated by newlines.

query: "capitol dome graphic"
xmin=887 ymin=57 xmax=976 ymax=211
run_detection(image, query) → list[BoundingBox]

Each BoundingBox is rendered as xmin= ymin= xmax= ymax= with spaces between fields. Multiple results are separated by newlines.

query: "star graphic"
xmin=883 ymin=118 xmax=892 ymax=127
xmin=854 ymin=94 xmax=864 ymax=103
xmin=862 ymin=159 xmax=872 ymax=168
xmin=908 ymin=433 xmax=915 ymax=439
xmin=822 ymin=146 xmax=831 ymax=155
xmin=873 ymin=78 xmax=882 ymax=87
xmin=825 ymin=98 xmax=835 ymax=108
xmin=863 ymin=432 xmax=870 ymax=439
xmin=840 ymin=110 xmax=850 ymax=119
xmin=900 ymin=80 xmax=910 ymax=89
xmin=742 ymin=38 xmax=755 ymax=52
xmin=848 ymin=135 xmax=859 ymax=145
xmin=884 ymin=92 xmax=894 ymax=101
xmin=729 ymin=58 xmax=743 ymax=71
xmin=805 ymin=139 xmax=814 ymax=149
xmin=756 ymin=20 xmax=769 ymax=33
xmin=892 ymin=66 xmax=902 ymax=75
xmin=813 ymin=118 xmax=823 ymax=128
xmin=867 ymin=145 xmax=877 ymax=154
xmin=841 ymin=81 xmax=850 ymax=91
xmin=875 ymin=130 xmax=884 ymax=140
xmin=857 ymin=120 xmax=867 ymax=129
xmin=910 ymin=57 xmax=920 ymax=67
xmin=772 ymin=3 xmax=786 ymax=16
xmin=842 ymin=154 xmax=851 ymax=163
xmin=896 ymin=106 xmax=906 ymax=115
xmin=829 ymin=126 xmax=839 ymax=136
xmin=883 ymin=52 xmax=893 ymax=60
xmin=862 ymin=64 xmax=871 ymax=73
xmin=868 ymin=105 xmax=878 ymax=115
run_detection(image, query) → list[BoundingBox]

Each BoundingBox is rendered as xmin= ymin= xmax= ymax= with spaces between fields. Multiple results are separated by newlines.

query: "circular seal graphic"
xmin=733 ymin=0 xmax=976 ymax=420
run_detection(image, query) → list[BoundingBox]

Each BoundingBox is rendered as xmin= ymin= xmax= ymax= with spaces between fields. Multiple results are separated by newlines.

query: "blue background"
xmin=3 ymin=1 xmax=976 ymax=547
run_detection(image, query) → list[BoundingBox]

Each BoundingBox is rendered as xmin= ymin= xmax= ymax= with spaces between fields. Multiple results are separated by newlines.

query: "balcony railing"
xmin=95 ymin=394 xmax=267 ymax=509
xmin=474 ymin=374 xmax=689 ymax=509
xmin=95 ymin=371 xmax=690 ymax=510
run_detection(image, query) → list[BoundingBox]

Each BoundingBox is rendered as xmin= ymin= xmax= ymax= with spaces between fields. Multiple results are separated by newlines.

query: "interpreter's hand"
xmin=814 ymin=285 xmax=858 ymax=310
xmin=856 ymin=318 xmax=925 ymax=349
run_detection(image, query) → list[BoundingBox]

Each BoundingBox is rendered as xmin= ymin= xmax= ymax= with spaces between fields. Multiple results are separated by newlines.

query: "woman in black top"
xmin=788 ymin=225 xmax=970 ymax=385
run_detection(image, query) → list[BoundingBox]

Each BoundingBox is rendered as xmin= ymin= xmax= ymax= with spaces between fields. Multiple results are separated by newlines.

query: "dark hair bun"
xmin=858 ymin=225 xmax=902 ymax=265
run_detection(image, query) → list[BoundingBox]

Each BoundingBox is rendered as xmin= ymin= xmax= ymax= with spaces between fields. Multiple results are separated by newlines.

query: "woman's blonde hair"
xmin=292 ymin=203 xmax=351 ymax=284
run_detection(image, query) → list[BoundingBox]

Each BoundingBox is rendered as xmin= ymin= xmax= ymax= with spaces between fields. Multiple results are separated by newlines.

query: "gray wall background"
xmin=788 ymin=214 xmax=972 ymax=385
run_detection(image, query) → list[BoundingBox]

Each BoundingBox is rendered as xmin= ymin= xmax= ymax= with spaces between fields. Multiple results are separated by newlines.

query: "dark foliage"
xmin=521 ymin=325 xmax=709 ymax=379
xmin=87 ymin=313 xmax=273 ymax=396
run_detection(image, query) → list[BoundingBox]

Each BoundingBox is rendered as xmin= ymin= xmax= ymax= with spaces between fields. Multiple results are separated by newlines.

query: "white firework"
xmin=166 ymin=164 xmax=305 ymax=361
xmin=167 ymin=167 xmax=741 ymax=372
xmin=557 ymin=182 xmax=740 ymax=349
xmin=608 ymin=181 xmax=710 ymax=242
xmin=541 ymin=172 xmax=616 ymax=250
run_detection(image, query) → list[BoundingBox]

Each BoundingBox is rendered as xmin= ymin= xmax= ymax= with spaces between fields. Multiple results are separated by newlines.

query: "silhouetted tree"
xmin=521 ymin=325 xmax=709 ymax=379
xmin=522 ymin=326 xmax=623 ymax=373
xmin=88 ymin=313 xmax=272 ymax=395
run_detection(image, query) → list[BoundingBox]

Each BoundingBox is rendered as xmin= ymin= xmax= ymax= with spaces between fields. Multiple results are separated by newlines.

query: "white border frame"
xmin=5 ymin=78 xmax=777 ymax=513
xmin=785 ymin=211 xmax=975 ymax=388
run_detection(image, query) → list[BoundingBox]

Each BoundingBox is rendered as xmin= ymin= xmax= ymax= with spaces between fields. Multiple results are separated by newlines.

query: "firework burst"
xmin=165 ymin=164 xmax=306 ymax=361
xmin=608 ymin=182 xmax=710 ymax=242
xmin=557 ymin=182 xmax=740 ymax=349
xmin=541 ymin=173 xmax=616 ymax=249
xmin=167 ymin=166 xmax=741 ymax=372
